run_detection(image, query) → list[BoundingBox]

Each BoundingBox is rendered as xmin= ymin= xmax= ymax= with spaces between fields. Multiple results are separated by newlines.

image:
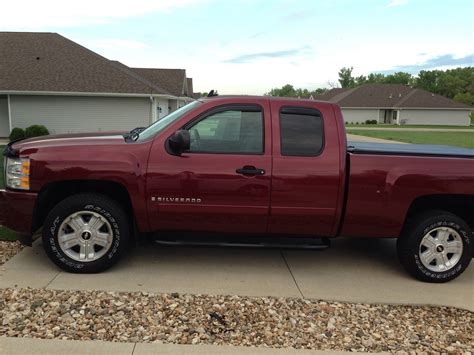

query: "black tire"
xmin=397 ymin=210 xmax=472 ymax=283
xmin=42 ymin=194 xmax=130 ymax=273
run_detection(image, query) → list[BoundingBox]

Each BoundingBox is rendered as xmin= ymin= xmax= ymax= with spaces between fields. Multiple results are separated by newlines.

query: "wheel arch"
xmin=403 ymin=194 xmax=474 ymax=231
xmin=32 ymin=180 xmax=137 ymax=238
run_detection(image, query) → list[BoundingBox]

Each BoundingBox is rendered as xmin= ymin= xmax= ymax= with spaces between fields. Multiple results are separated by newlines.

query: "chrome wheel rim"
xmin=58 ymin=211 xmax=113 ymax=263
xmin=419 ymin=227 xmax=463 ymax=272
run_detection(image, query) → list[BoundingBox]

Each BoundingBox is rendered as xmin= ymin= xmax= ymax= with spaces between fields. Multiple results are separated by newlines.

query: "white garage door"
xmin=10 ymin=95 xmax=151 ymax=134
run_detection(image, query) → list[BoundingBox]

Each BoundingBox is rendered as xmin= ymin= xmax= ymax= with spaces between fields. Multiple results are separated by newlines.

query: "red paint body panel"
xmin=13 ymin=134 xmax=152 ymax=232
xmin=267 ymin=100 xmax=344 ymax=236
xmin=1 ymin=96 xmax=473 ymax=241
xmin=0 ymin=189 xmax=37 ymax=234
xmin=341 ymin=154 xmax=474 ymax=237
xmin=146 ymin=97 xmax=272 ymax=233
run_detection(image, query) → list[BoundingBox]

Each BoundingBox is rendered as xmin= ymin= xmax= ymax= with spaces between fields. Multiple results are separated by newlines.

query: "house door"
xmin=392 ymin=110 xmax=398 ymax=123
xmin=158 ymin=100 xmax=169 ymax=120
xmin=384 ymin=109 xmax=393 ymax=124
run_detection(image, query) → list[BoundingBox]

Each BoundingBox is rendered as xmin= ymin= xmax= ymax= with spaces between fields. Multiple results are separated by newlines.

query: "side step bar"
xmin=153 ymin=236 xmax=331 ymax=250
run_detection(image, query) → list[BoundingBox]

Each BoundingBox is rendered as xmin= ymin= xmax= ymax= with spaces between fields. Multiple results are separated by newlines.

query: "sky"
xmin=1 ymin=0 xmax=473 ymax=94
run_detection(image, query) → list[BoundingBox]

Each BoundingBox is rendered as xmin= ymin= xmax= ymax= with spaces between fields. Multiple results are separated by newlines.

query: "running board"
xmin=153 ymin=236 xmax=331 ymax=250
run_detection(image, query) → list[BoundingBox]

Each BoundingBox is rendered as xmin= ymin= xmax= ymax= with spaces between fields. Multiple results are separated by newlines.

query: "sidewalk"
xmin=0 ymin=337 xmax=362 ymax=355
xmin=347 ymin=127 xmax=474 ymax=132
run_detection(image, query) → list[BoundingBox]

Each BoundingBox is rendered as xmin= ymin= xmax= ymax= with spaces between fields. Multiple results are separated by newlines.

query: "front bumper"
xmin=0 ymin=189 xmax=38 ymax=245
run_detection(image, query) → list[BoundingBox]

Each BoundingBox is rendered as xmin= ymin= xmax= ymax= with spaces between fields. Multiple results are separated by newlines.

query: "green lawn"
xmin=345 ymin=124 xmax=474 ymax=129
xmin=0 ymin=227 xmax=18 ymax=241
xmin=347 ymin=130 xmax=474 ymax=148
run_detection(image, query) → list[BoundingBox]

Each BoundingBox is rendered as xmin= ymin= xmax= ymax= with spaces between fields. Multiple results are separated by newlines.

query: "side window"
xmin=280 ymin=108 xmax=324 ymax=156
xmin=188 ymin=108 xmax=263 ymax=154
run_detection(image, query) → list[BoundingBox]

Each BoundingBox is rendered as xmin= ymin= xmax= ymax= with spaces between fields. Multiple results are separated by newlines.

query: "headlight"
xmin=5 ymin=157 xmax=30 ymax=190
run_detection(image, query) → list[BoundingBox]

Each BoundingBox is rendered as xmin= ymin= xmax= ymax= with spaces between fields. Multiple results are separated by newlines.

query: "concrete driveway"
xmin=346 ymin=134 xmax=406 ymax=144
xmin=1 ymin=238 xmax=472 ymax=311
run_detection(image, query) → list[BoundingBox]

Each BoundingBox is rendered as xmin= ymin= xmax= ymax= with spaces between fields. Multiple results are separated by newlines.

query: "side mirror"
xmin=167 ymin=130 xmax=190 ymax=155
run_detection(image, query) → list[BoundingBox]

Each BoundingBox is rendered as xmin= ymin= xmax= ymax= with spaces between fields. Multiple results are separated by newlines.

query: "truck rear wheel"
xmin=397 ymin=210 xmax=472 ymax=283
xmin=42 ymin=194 xmax=129 ymax=273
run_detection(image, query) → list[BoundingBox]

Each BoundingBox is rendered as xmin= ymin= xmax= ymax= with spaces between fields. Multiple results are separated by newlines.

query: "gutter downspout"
xmin=150 ymin=95 xmax=157 ymax=124
xmin=7 ymin=95 xmax=12 ymax=133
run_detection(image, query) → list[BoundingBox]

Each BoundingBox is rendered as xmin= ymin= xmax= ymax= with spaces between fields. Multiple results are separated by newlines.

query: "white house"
xmin=0 ymin=32 xmax=194 ymax=137
xmin=313 ymin=84 xmax=472 ymax=125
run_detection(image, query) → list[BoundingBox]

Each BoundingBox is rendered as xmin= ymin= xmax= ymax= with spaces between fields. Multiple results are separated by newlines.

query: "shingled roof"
xmin=131 ymin=68 xmax=188 ymax=97
xmin=314 ymin=84 xmax=471 ymax=109
xmin=0 ymin=32 xmax=197 ymax=98
xmin=0 ymin=32 xmax=173 ymax=95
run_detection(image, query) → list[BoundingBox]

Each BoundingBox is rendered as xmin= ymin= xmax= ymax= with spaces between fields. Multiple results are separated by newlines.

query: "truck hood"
xmin=11 ymin=132 xmax=128 ymax=152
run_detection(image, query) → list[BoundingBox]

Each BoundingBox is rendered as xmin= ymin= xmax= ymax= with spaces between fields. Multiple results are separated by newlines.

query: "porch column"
xmin=7 ymin=95 xmax=12 ymax=133
xmin=150 ymin=96 xmax=157 ymax=124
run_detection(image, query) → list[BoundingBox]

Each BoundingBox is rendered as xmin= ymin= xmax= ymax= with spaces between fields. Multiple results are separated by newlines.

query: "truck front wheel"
xmin=397 ymin=210 xmax=472 ymax=283
xmin=42 ymin=194 xmax=130 ymax=273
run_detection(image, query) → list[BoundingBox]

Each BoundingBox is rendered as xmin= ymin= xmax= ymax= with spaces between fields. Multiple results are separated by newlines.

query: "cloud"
xmin=379 ymin=53 xmax=474 ymax=74
xmin=281 ymin=10 xmax=315 ymax=22
xmin=224 ymin=47 xmax=310 ymax=64
xmin=387 ymin=0 xmax=408 ymax=7
xmin=248 ymin=32 xmax=266 ymax=39
xmin=0 ymin=0 xmax=206 ymax=29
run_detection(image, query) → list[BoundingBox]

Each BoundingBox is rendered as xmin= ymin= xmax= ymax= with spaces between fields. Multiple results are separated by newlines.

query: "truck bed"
xmin=347 ymin=141 xmax=474 ymax=158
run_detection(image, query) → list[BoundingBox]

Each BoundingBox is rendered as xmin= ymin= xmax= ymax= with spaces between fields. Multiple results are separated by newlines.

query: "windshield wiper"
xmin=124 ymin=127 xmax=146 ymax=142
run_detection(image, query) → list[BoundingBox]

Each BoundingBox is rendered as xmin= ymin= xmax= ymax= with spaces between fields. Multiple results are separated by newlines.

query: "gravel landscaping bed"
xmin=0 ymin=288 xmax=472 ymax=353
xmin=0 ymin=241 xmax=23 ymax=266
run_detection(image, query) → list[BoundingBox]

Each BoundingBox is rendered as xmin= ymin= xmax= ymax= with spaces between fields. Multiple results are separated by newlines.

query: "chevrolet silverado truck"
xmin=1 ymin=96 xmax=473 ymax=282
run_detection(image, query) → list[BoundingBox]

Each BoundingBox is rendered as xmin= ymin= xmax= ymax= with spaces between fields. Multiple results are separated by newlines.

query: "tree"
xmin=313 ymin=88 xmax=328 ymax=95
xmin=414 ymin=67 xmax=474 ymax=100
xmin=355 ymin=75 xmax=367 ymax=86
xmin=453 ymin=92 xmax=474 ymax=106
xmin=263 ymin=66 xmax=474 ymax=103
xmin=265 ymin=84 xmax=297 ymax=97
xmin=338 ymin=67 xmax=356 ymax=88
xmin=383 ymin=72 xmax=414 ymax=85
xmin=366 ymin=73 xmax=385 ymax=84
xmin=264 ymin=85 xmax=328 ymax=98
xmin=414 ymin=70 xmax=442 ymax=93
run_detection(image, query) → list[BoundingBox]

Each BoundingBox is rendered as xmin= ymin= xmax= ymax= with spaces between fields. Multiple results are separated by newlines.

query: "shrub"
xmin=25 ymin=125 xmax=49 ymax=138
xmin=9 ymin=127 xmax=26 ymax=141
xmin=365 ymin=119 xmax=378 ymax=124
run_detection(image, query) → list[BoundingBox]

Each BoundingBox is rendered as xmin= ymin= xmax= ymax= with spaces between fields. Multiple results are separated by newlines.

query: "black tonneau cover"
xmin=347 ymin=142 xmax=474 ymax=159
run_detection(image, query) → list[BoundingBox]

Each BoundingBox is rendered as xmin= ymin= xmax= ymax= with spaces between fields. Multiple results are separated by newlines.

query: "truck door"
xmin=268 ymin=102 xmax=342 ymax=236
xmin=146 ymin=101 xmax=272 ymax=234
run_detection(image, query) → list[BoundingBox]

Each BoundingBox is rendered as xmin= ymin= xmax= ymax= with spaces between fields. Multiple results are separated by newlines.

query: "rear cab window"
xmin=279 ymin=107 xmax=324 ymax=156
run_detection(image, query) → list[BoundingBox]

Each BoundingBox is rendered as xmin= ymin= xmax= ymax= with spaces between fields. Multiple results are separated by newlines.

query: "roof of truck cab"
xmin=198 ymin=95 xmax=335 ymax=105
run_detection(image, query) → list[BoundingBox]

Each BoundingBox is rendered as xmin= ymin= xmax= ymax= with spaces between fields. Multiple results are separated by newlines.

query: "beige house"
xmin=0 ymin=32 xmax=194 ymax=137
xmin=313 ymin=84 xmax=472 ymax=126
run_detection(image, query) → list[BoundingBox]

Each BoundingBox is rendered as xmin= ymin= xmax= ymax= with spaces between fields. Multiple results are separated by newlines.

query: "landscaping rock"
xmin=0 ymin=288 xmax=472 ymax=352
xmin=0 ymin=241 xmax=23 ymax=266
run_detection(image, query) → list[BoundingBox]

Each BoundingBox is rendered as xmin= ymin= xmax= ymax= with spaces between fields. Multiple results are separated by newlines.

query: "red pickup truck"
xmin=1 ymin=96 xmax=473 ymax=282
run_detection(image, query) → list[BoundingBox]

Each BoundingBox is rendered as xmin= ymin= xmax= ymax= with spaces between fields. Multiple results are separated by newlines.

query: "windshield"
xmin=137 ymin=101 xmax=202 ymax=141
